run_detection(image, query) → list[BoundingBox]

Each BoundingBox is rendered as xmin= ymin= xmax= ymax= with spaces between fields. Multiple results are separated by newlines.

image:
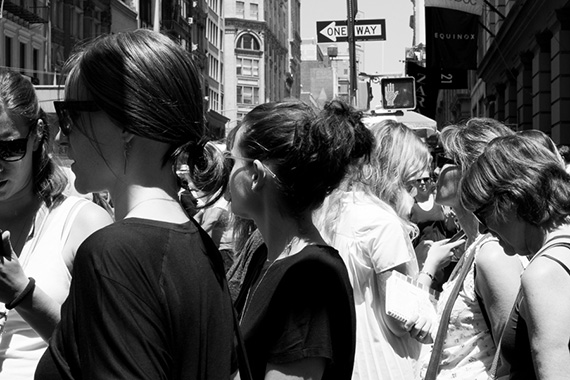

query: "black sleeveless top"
xmin=500 ymin=236 xmax=570 ymax=380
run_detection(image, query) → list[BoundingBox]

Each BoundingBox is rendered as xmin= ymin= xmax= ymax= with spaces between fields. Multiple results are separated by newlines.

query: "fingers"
xmin=0 ymin=231 xmax=14 ymax=260
xmin=408 ymin=317 xmax=433 ymax=343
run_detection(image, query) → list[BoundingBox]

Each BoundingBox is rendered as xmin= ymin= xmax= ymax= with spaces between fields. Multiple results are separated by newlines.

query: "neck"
xmin=453 ymin=205 xmax=480 ymax=243
xmin=111 ymin=185 xmax=184 ymax=222
xmin=0 ymin=185 xmax=42 ymax=221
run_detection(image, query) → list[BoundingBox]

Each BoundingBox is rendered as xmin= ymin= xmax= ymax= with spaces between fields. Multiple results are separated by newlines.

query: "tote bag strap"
xmin=424 ymin=249 xmax=477 ymax=380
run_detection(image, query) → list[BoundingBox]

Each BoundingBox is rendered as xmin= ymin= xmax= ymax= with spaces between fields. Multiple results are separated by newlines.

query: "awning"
xmin=362 ymin=110 xmax=437 ymax=137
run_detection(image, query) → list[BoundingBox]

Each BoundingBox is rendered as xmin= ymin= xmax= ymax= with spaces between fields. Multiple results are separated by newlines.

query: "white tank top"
xmin=0 ymin=196 xmax=89 ymax=379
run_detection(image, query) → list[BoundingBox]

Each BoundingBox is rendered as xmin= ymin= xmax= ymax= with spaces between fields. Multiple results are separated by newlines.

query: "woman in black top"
xmin=35 ymin=30 xmax=234 ymax=379
xmin=228 ymin=100 xmax=373 ymax=380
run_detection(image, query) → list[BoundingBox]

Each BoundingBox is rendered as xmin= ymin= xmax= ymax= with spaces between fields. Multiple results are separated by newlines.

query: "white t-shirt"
xmin=317 ymin=190 xmax=421 ymax=380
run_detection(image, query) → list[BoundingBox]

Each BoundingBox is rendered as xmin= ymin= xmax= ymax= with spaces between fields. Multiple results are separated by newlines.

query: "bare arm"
xmin=520 ymin=252 xmax=570 ymax=380
xmin=7 ymin=202 xmax=112 ymax=341
xmin=474 ymin=241 xmax=523 ymax=343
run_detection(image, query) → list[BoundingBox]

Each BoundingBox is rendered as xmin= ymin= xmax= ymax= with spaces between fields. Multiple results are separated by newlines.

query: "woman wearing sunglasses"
xmin=419 ymin=118 xmax=525 ymax=380
xmin=229 ymin=99 xmax=369 ymax=380
xmin=461 ymin=134 xmax=570 ymax=380
xmin=34 ymin=30 xmax=235 ymax=379
xmin=0 ymin=68 xmax=112 ymax=378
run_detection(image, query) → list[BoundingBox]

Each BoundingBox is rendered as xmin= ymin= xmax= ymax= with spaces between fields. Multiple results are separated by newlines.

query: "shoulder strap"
xmin=490 ymin=239 xmax=570 ymax=379
xmin=539 ymin=251 xmax=570 ymax=276
xmin=425 ymin=249 xmax=477 ymax=380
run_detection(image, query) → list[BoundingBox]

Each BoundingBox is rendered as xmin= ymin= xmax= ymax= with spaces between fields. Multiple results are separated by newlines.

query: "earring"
xmin=123 ymin=140 xmax=131 ymax=175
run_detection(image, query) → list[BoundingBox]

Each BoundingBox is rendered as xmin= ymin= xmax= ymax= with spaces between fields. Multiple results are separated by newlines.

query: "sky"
xmin=300 ymin=0 xmax=415 ymax=107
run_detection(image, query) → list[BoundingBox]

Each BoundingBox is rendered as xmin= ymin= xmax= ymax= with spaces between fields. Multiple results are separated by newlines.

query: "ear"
xmin=250 ymin=159 xmax=267 ymax=191
xmin=31 ymin=119 xmax=44 ymax=151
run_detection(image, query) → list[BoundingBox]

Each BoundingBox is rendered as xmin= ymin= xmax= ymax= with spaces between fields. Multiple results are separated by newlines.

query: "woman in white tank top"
xmin=0 ymin=68 xmax=112 ymax=379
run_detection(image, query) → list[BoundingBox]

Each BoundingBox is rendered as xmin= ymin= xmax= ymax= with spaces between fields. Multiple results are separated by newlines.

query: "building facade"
xmin=223 ymin=0 xmax=300 ymax=128
xmin=474 ymin=0 xmax=570 ymax=144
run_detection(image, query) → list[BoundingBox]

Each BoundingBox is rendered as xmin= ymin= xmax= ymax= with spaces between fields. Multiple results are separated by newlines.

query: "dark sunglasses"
xmin=435 ymin=154 xmax=457 ymax=169
xmin=53 ymin=101 xmax=101 ymax=136
xmin=473 ymin=206 xmax=490 ymax=234
xmin=0 ymin=129 xmax=32 ymax=162
xmin=416 ymin=177 xmax=432 ymax=185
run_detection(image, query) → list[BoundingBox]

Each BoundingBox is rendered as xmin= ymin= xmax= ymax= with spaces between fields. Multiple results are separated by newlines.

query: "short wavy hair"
xmin=440 ymin=117 xmax=514 ymax=174
xmin=460 ymin=134 xmax=570 ymax=231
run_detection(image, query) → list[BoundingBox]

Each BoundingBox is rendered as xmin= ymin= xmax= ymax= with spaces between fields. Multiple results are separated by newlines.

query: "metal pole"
xmin=347 ymin=0 xmax=358 ymax=107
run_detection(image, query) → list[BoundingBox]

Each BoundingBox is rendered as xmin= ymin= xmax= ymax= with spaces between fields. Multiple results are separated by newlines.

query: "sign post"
xmin=346 ymin=0 xmax=357 ymax=106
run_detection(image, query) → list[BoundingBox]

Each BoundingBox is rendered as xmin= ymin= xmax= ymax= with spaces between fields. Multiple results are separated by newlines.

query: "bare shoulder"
xmin=523 ymin=246 xmax=570 ymax=290
xmin=66 ymin=200 xmax=113 ymax=249
xmin=476 ymin=239 xmax=523 ymax=274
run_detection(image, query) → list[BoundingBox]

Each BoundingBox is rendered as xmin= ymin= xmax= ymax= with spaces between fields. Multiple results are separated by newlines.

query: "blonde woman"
xmin=315 ymin=120 xmax=462 ymax=380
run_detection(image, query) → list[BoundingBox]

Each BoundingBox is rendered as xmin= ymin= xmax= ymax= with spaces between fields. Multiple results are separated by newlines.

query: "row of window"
xmin=236 ymin=1 xmax=259 ymax=20
xmin=209 ymin=55 xmax=222 ymax=81
xmin=236 ymin=85 xmax=259 ymax=105
xmin=207 ymin=18 xmax=222 ymax=47
xmin=236 ymin=57 xmax=259 ymax=77
xmin=4 ymin=36 xmax=40 ymax=78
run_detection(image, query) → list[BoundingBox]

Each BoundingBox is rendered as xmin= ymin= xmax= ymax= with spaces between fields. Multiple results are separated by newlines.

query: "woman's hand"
xmin=422 ymin=238 xmax=466 ymax=276
xmin=404 ymin=296 xmax=437 ymax=344
xmin=0 ymin=230 xmax=30 ymax=304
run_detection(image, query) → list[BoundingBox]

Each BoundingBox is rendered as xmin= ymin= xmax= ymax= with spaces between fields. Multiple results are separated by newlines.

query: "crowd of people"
xmin=0 ymin=29 xmax=568 ymax=380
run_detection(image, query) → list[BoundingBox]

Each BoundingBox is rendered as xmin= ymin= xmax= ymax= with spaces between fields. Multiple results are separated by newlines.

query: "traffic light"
xmin=380 ymin=76 xmax=416 ymax=111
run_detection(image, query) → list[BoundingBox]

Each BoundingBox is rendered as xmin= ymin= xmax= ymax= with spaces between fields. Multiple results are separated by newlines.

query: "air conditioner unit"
xmin=187 ymin=17 xmax=193 ymax=25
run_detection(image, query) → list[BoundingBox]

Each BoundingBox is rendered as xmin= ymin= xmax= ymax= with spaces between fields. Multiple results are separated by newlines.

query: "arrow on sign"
xmin=319 ymin=21 xmax=348 ymax=43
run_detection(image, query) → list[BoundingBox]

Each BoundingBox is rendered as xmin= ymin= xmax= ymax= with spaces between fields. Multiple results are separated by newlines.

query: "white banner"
xmin=425 ymin=0 xmax=483 ymax=16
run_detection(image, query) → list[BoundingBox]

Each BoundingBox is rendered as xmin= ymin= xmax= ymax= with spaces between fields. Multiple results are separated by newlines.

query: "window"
xmin=237 ymin=86 xmax=260 ymax=105
xmin=20 ymin=43 xmax=26 ymax=70
xmin=33 ymin=48 xmax=39 ymax=75
xmin=236 ymin=58 xmax=259 ymax=77
xmin=250 ymin=3 xmax=258 ymax=19
xmin=236 ymin=1 xmax=244 ymax=18
xmin=4 ymin=37 xmax=12 ymax=68
xmin=237 ymin=34 xmax=260 ymax=50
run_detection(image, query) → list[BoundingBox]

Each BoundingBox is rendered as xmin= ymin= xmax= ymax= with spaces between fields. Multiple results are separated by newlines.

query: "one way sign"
xmin=316 ymin=19 xmax=386 ymax=43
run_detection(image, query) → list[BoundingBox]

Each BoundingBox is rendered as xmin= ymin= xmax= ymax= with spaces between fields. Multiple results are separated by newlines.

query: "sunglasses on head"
xmin=0 ymin=129 xmax=32 ymax=162
xmin=224 ymin=151 xmax=278 ymax=179
xmin=53 ymin=100 xmax=101 ymax=136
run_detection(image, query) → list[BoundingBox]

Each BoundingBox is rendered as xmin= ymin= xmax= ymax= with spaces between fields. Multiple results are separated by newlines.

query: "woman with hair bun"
xmin=35 ymin=30 xmax=235 ymax=379
xmin=230 ymin=99 xmax=369 ymax=380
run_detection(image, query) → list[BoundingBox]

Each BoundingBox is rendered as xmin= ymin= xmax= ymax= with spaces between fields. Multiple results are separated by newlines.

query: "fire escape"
xmin=1 ymin=0 xmax=48 ymax=25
